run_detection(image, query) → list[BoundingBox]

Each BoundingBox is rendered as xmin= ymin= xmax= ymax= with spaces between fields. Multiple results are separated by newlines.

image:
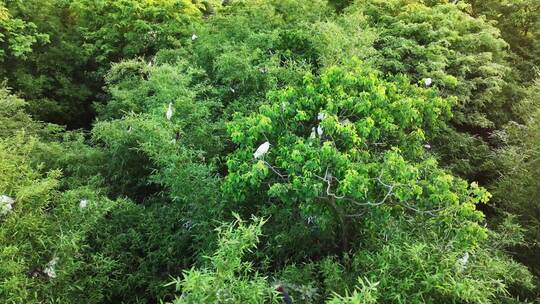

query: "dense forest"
xmin=1 ymin=0 xmax=539 ymax=303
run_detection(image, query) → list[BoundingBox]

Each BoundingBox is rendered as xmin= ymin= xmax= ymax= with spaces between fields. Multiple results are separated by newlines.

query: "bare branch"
xmin=262 ymin=160 xmax=289 ymax=181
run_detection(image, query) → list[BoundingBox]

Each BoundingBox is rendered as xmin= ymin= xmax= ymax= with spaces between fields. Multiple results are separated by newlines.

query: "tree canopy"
xmin=1 ymin=0 xmax=539 ymax=303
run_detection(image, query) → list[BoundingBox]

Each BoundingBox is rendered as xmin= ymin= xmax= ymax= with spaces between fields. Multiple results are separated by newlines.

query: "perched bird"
xmin=424 ymin=144 xmax=431 ymax=149
xmin=424 ymin=78 xmax=433 ymax=87
xmin=44 ymin=257 xmax=58 ymax=279
xmin=276 ymin=286 xmax=293 ymax=304
xmin=0 ymin=195 xmax=14 ymax=216
xmin=317 ymin=125 xmax=323 ymax=137
xmin=317 ymin=112 xmax=325 ymax=121
xmin=253 ymin=141 xmax=270 ymax=159
xmin=166 ymin=103 xmax=174 ymax=121
xmin=310 ymin=127 xmax=316 ymax=139
xmin=458 ymin=252 xmax=469 ymax=265
xmin=229 ymin=87 xmax=236 ymax=93
xmin=457 ymin=252 xmax=469 ymax=271
xmin=191 ymin=33 xmax=198 ymax=41
xmin=79 ymin=199 xmax=88 ymax=209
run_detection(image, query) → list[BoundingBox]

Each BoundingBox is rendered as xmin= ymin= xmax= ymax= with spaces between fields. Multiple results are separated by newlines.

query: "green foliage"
xmin=350 ymin=0 xmax=510 ymax=129
xmin=326 ymin=278 xmax=379 ymax=304
xmin=92 ymin=57 xmax=221 ymax=201
xmin=468 ymin=0 xmax=540 ymax=83
xmin=168 ymin=216 xmax=278 ymax=304
xmin=70 ymin=0 xmax=204 ymax=68
xmin=86 ymin=200 xmax=194 ymax=303
xmin=223 ymin=63 xmax=533 ymax=302
xmin=0 ymin=133 xmax=119 ymax=303
xmin=0 ymin=3 xmax=48 ymax=61
xmin=490 ymin=80 xmax=540 ymax=296
xmin=1 ymin=0 xmax=540 ymax=303
xmin=224 ymin=63 xmax=453 ymax=260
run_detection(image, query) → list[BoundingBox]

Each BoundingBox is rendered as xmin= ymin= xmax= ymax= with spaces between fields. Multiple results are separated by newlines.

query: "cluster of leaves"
xmin=0 ymin=87 xmax=121 ymax=303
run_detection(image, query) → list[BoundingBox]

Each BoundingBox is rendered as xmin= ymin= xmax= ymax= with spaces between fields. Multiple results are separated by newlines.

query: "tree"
xmin=491 ymin=79 xmax=540 ymax=297
xmin=0 ymin=89 xmax=119 ymax=303
xmin=0 ymin=3 xmax=48 ymax=62
xmin=167 ymin=216 xmax=279 ymax=304
xmin=223 ymin=63 xmax=533 ymax=302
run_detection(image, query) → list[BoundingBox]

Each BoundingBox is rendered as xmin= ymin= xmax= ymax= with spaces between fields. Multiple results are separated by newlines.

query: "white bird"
xmin=253 ymin=141 xmax=270 ymax=159
xmin=317 ymin=125 xmax=323 ymax=137
xmin=424 ymin=78 xmax=433 ymax=87
xmin=166 ymin=103 xmax=173 ymax=121
xmin=310 ymin=127 xmax=316 ymax=139
xmin=317 ymin=112 xmax=325 ymax=121
xmin=229 ymin=87 xmax=235 ymax=93
xmin=191 ymin=34 xmax=198 ymax=41
xmin=457 ymin=252 xmax=469 ymax=270
xmin=424 ymin=144 xmax=431 ymax=149
xmin=44 ymin=257 xmax=58 ymax=279
xmin=0 ymin=195 xmax=14 ymax=216
xmin=79 ymin=199 xmax=88 ymax=209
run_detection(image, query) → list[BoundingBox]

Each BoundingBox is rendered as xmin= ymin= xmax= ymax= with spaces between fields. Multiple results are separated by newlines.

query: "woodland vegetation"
xmin=1 ymin=0 xmax=539 ymax=303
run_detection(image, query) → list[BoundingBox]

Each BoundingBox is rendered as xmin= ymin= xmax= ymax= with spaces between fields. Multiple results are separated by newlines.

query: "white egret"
xmin=424 ymin=78 xmax=432 ymax=87
xmin=457 ymin=252 xmax=469 ymax=270
xmin=317 ymin=112 xmax=325 ymax=121
xmin=44 ymin=257 xmax=58 ymax=279
xmin=191 ymin=34 xmax=198 ymax=41
xmin=229 ymin=87 xmax=235 ymax=93
xmin=166 ymin=103 xmax=173 ymax=120
xmin=424 ymin=144 xmax=431 ymax=149
xmin=0 ymin=195 xmax=14 ymax=215
xmin=79 ymin=199 xmax=88 ymax=209
xmin=253 ymin=141 xmax=270 ymax=159
xmin=317 ymin=125 xmax=323 ymax=137
xmin=310 ymin=127 xmax=316 ymax=139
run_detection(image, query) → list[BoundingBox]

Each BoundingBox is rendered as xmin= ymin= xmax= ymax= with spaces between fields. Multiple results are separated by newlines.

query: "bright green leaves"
xmin=224 ymin=63 xmax=476 ymax=259
xmin=71 ymin=0 xmax=204 ymax=66
xmin=351 ymin=0 xmax=510 ymax=129
xmin=225 ymin=63 xmax=452 ymax=208
xmin=168 ymin=216 xmax=278 ymax=304
xmin=219 ymin=61 xmax=528 ymax=302
xmin=0 ymin=4 xmax=48 ymax=61
xmin=0 ymin=132 xmax=118 ymax=303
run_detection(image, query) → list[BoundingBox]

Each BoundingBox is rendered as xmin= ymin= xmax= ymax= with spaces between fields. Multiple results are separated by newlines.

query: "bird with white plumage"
xmin=0 ymin=195 xmax=14 ymax=216
xmin=79 ymin=199 xmax=88 ymax=209
xmin=317 ymin=125 xmax=323 ymax=137
xmin=253 ymin=141 xmax=270 ymax=159
xmin=166 ymin=103 xmax=173 ymax=120
xmin=44 ymin=257 xmax=59 ymax=279
xmin=310 ymin=127 xmax=316 ymax=139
